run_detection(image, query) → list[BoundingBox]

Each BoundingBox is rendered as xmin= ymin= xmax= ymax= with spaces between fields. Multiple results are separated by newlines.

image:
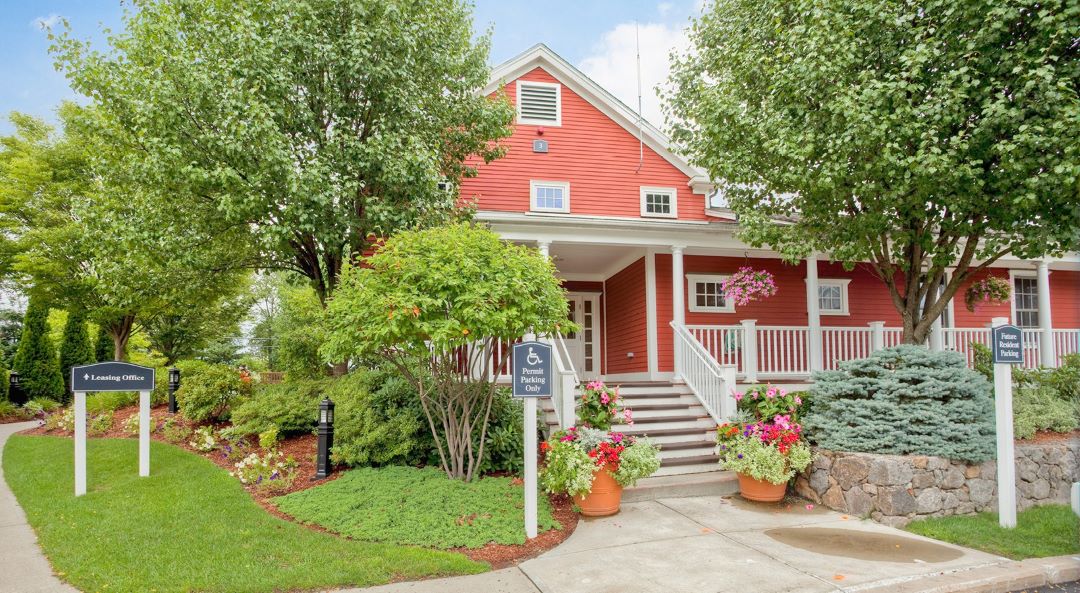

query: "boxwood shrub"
xmin=803 ymin=345 xmax=995 ymax=462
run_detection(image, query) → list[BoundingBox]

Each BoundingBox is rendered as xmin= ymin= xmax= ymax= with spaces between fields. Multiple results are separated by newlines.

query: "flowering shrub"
xmin=964 ymin=276 xmax=1010 ymax=312
xmin=720 ymin=267 xmax=778 ymax=306
xmin=718 ymin=420 xmax=812 ymax=485
xmin=734 ymin=384 xmax=807 ymax=422
xmin=87 ymin=411 xmax=114 ymax=436
xmin=123 ymin=414 xmax=157 ymax=436
xmin=577 ymin=381 xmax=631 ymax=430
xmin=189 ymin=426 xmax=218 ymax=452
xmin=231 ymin=450 xmax=299 ymax=493
xmin=159 ymin=415 xmax=192 ymax=444
xmin=45 ymin=408 xmax=75 ymax=432
xmin=539 ymin=426 xmax=660 ymax=497
xmin=220 ymin=435 xmax=253 ymax=462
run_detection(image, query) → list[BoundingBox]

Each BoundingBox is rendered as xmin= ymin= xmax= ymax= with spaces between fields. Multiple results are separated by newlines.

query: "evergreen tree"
xmin=58 ymin=308 xmax=94 ymax=400
xmin=12 ymin=295 xmax=63 ymax=403
xmin=93 ymin=327 xmax=113 ymax=362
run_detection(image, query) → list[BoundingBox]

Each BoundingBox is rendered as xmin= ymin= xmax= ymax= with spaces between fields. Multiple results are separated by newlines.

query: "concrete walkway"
xmin=353 ymin=496 xmax=1079 ymax=593
xmin=0 ymin=421 xmax=79 ymax=593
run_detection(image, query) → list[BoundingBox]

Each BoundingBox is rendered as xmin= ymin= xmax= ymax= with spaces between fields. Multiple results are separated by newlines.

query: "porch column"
xmin=537 ymin=241 xmax=550 ymax=259
xmin=805 ymin=255 xmax=823 ymax=372
xmin=671 ymin=245 xmax=686 ymax=382
xmin=1037 ymin=260 xmax=1054 ymax=367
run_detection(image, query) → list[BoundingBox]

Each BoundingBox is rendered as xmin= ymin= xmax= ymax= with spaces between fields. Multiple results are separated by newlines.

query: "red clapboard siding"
xmin=816 ymin=262 xmax=903 ymax=327
xmin=1050 ymin=270 xmax=1080 ymax=328
xmin=604 ymin=258 xmax=648 ymax=374
xmin=460 ymin=67 xmax=704 ymax=221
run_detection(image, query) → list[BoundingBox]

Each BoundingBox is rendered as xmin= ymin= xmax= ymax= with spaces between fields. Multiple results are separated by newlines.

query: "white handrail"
xmin=542 ymin=332 xmax=579 ymax=430
xmin=672 ymin=321 xmax=737 ymax=424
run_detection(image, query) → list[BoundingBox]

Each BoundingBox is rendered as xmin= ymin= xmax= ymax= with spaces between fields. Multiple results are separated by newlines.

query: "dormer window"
xmin=640 ymin=187 xmax=677 ymax=218
xmin=517 ymin=81 xmax=561 ymax=126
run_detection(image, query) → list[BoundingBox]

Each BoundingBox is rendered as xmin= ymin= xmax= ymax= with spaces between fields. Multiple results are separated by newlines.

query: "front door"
xmin=564 ymin=293 xmax=601 ymax=380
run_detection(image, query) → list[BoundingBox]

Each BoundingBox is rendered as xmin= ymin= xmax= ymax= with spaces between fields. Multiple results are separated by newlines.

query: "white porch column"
xmin=645 ymin=249 xmax=659 ymax=378
xmin=1037 ymin=260 xmax=1054 ymax=367
xmin=805 ymin=255 xmax=823 ymax=372
xmin=537 ymin=241 xmax=550 ymax=259
xmin=930 ymin=315 xmax=944 ymax=352
xmin=741 ymin=319 xmax=758 ymax=383
xmin=671 ymin=245 xmax=686 ymax=382
xmin=869 ymin=321 xmax=885 ymax=352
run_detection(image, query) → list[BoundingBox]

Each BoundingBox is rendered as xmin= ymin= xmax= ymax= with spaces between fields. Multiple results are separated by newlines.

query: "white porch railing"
xmin=687 ymin=322 xmax=1073 ymax=380
xmin=545 ymin=333 xmax=579 ymax=430
xmin=672 ymin=322 xmax=737 ymax=423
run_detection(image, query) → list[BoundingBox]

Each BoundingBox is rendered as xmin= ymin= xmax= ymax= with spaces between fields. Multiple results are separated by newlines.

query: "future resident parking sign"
xmin=512 ymin=341 xmax=552 ymax=398
xmin=991 ymin=324 xmax=1024 ymax=364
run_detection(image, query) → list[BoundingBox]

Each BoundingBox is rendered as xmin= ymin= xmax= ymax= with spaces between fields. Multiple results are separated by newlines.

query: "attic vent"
xmin=517 ymin=81 xmax=561 ymax=126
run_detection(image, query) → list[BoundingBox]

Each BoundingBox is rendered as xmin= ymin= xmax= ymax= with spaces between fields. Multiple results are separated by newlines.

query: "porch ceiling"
xmin=548 ymin=243 xmax=634 ymax=278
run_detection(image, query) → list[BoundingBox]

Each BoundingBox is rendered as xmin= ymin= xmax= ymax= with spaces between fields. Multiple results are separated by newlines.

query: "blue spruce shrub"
xmin=803 ymin=345 xmax=995 ymax=462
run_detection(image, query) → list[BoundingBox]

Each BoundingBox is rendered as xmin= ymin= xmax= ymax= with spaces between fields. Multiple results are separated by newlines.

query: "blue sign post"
xmin=70 ymin=362 xmax=156 ymax=497
xmin=512 ymin=341 xmax=552 ymax=540
xmin=990 ymin=319 xmax=1019 ymax=528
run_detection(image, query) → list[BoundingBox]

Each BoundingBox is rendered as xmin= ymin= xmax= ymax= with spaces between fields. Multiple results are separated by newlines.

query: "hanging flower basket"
xmin=964 ymin=276 xmax=1011 ymax=312
xmin=721 ymin=267 xmax=778 ymax=306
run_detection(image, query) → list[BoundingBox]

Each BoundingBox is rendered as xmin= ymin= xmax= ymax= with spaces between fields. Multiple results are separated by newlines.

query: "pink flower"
xmin=733 ymin=391 xmax=744 ymax=402
xmin=794 ymin=396 xmax=803 ymax=405
xmin=806 ymin=504 xmax=814 ymax=511
xmin=623 ymin=408 xmax=634 ymax=426
xmin=600 ymin=393 xmax=610 ymax=404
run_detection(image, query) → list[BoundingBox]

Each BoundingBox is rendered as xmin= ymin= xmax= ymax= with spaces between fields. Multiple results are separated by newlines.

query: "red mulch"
xmin=1022 ymin=429 xmax=1080 ymax=444
xmin=22 ymin=403 xmax=580 ymax=568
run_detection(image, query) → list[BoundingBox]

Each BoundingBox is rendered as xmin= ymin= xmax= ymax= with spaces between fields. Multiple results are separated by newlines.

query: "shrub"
xmin=93 ymin=327 xmax=113 ymax=362
xmin=227 ymin=379 xmax=327 ymax=437
xmin=58 ymin=308 xmax=94 ymax=399
xmin=122 ymin=413 xmax=156 ymax=436
xmin=24 ymin=398 xmax=61 ymax=416
xmin=175 ymin=363 xmax=251 ymax=422
xmin=12 ymin=295 xmax=64 ymax=403
xmin=45 ymin=408 xmax=74 ymax=432
xmin=329 ymin=369 xmax=432 ymax=467
xmin=0 ymin=400 xmax=26 ymax=420
xmin=230 ymin=450 xmax=298 ymax=492
xmin=159 ymin=415 xmax=192 ymax=443
xmin=1013 ymin=383 xmax=1078 ymax=439
xmin=86 ymin=391 xmax=138 ymax=414
xmin=189 ymin=426 xmax=218 ymax=452
xmin=804 ymin=345 xmax=995 ymax=462
xmin=88 ymin=411 xmax=114 ymax=436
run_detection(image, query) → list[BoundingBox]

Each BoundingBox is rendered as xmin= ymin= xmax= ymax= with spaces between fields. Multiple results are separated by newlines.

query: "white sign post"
xmin=512 ymin=341 xmax=552 ymax=539
xmin=70 ymin=362 xmax=156 ymax=497
xmin=990 ymin=317 xmax=1020 ymax=529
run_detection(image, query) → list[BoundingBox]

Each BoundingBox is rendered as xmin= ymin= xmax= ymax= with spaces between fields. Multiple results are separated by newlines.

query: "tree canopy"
xmin=667 ymin=0 xmax=1080 ymax=342
xmin=52 ymin=0 xmax=515 ymax=305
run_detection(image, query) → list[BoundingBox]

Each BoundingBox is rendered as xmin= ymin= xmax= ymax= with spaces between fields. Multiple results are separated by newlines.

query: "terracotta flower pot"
xmin=576 ymin=463 xmax=623 ymax=516
xmin=737 ymin=473 xmax=787 ymax=502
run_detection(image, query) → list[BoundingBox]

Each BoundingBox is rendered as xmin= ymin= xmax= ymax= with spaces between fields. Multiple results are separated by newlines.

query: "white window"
xmin=1013 ymin=276 xmax=1039 ymax=328
xmin=818 ymin=279 xmax=851 ymax=315
xmin=516 ymin=80 xmax=561 ymax=126
xmin=640 ymin=186 xmax=678 ymax=218
xmin=687 ymin=274 xmax=734 ymax=313
xmin=530 ymin=180 xmax=570 ymax=213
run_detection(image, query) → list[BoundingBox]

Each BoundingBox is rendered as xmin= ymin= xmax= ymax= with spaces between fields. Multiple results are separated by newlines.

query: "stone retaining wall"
xmin=793 ymin=439 xmax=1080 ymax=527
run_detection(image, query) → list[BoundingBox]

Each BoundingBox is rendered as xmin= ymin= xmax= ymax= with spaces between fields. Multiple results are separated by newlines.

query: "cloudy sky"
xmin=0 ymin=0 xmax=703 ymax=135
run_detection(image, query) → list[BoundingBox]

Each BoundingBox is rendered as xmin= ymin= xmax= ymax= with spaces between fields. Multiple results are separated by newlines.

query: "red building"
xmin=460 ymin=45 xmax=1080 ymax=450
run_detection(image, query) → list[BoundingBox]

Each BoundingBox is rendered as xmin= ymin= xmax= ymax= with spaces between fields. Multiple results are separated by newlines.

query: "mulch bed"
xmin=1022 ymin=429 xmax=1080 ymax=444
xmin=19 ymin=403 xmax=580 ymax=567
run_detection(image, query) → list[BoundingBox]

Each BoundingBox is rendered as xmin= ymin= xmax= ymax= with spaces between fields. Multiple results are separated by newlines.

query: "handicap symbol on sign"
xmin=526 ymin=347 xmax=542 ymax=366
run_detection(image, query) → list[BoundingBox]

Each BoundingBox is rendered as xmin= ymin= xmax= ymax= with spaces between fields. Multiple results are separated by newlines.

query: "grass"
xmin=905 ymin=504 xmax=1080 ymax=560
xmin=275 ymin=465 xmax=561 ymax=548
xmin=3 ymin=436 xmax=485 ymax=593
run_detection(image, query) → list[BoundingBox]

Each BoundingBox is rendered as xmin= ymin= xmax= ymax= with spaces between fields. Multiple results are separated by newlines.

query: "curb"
xmin=850 ymin=555 xmax=1080 ymax=593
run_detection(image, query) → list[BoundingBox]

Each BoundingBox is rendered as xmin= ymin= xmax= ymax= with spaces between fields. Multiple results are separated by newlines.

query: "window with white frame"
xmin=818 ymin=279 xmax=851 ymax=315
xmin=530 ymin=180 xmax=570 ymax=213
xmin=1013 ymin=276 xmax=1039 ymax=328
xmin=687 ymin=274 xmax=734 ymax=313
xmin=640 ymin=186 xmax=677 ymax=218
xmin=516 ymin=81 xmax=561 ymax=126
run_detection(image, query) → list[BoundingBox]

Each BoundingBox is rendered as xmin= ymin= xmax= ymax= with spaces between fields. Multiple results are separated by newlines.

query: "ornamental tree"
xmin=52 ymin=0 xmax=514 ymax=306
xmin=321 ymin=224 xmax=571 ymax=481
xmin=58 ymin=308 xmax=94 ymax=399
xmin=12 ymin=294 xmax=63 ymax=403
xmin=667 ymin=0 xmax=1080 ymax=343
xmin=93 ymin=326 xmax=113 ymax=362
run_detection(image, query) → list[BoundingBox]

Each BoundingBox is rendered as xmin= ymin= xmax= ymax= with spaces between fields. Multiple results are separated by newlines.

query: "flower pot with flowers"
xmin=716 ymin=385 xmax=812 ymax=502
xmin=720 ymin=267 xmax=778 ymax=306
xmin=539 ymin=381 xmax=661 ymax=516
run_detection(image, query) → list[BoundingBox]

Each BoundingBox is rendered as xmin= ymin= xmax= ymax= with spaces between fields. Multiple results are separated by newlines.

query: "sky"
xmin=0 ymin=0 xmax=705 ymax=135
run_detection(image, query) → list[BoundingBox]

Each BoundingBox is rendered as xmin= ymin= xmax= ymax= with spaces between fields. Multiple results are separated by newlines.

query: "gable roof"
xmin=484 ymin=44 xmax=712 ymax=195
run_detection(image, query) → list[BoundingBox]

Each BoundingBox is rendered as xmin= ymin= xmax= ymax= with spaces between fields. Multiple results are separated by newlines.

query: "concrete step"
xmin=614 ymin=418 xmax=715 ymax=433
xmin=613 ymin=384 xmax=693 ymax=396
xmin=659 ymin=443 xmax=717 ymax=459
xmin=620 ymin=395 xmax=701 ymax=407
xmin=622 ymin=469 xmax=738 ymax=502
xmin=653 ymin=461 xmax=724 ymax=477
xmin=661 ymin=453 xmax=719 ymax=466
xmin=657 ymin=439 xmax=716 ymax=452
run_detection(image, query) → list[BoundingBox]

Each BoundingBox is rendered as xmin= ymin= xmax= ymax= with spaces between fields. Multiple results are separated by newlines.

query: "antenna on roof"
xmin=635 ymin=21 xmax=644 ymax=173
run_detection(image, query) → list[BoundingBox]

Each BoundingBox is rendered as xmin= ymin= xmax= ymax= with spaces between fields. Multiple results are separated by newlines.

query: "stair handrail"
xmin=541 ymin=332 xmax=579 ymax=430
xmin=671 ymin=321 xmax=737 ymax=424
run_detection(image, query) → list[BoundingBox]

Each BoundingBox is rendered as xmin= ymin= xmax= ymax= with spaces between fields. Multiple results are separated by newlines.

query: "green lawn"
xmin=275 ymin=465 xmax=561 ymax=548
xmin=905 ymin=504 xmax=1080 ymax=560
xmin=3 ymin=436 xmax=485 ymax=593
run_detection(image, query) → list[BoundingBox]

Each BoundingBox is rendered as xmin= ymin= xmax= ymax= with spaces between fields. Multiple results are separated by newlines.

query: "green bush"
xmin=804 ymin=345 xmax=996 ymax=462
xmin=58 ymin=309 xmax=94 ymax=400
xmin=86 ymin=391 xmax=138 ymax=414
xmin=0 ymin=400 xmax=25 ymax=419
xmin=228 ymin=379 xmax=327 ymax=437
xmin=329 ymin=369 xmax=433 ymax=467
xmin=1013 ymin=383 xmax=1078 ymax=439
xmin=12 ymin=295 xmax=64 ymax=403
xmin=175 ymin=362 xmax=251 ymax=422
xmin=93 ymin=327 xmax=113 ymax=362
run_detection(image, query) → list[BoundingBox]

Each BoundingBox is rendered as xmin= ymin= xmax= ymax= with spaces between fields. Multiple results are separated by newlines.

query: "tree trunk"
xmin=106 ymin=313 xmax=136 ymax=362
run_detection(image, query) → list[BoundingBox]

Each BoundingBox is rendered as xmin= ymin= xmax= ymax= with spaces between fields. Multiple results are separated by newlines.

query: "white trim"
xmin=645 ymin=250 xmax=659 ymax=377
xmin=558 ymin=273 xmax=606 ymax=282
xmin=515 ymin=79 xmax=562 ymax=126
xmin=529 ymin=180 xmax=570 ymax=213
xmin=640 ymin=186 xmax=678 ymax=219
xmin=686 ymin=273 xmax=735 ymax=313
xmin=817 ymin=278 xmax=852 ymax=316
xmin=484 ymin=44 xmax=712 ymax=194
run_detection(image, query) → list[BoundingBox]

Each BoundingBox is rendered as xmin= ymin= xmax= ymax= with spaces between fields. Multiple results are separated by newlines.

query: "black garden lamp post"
xmin=315 ymin=398 xmax=335 ymax=479
xmin=167 ymin=367 xmax=181 ymax=414
xmin=8 ymin=371 xmax=24 ymax=406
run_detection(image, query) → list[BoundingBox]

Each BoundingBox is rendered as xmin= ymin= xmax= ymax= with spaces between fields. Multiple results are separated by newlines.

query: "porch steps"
xmin=622 ymin=470 xmax=739 ymax=503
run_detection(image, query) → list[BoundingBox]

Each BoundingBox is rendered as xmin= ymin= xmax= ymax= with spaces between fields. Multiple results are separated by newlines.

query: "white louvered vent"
xmin=517 ymin=81 xmax=561 ymax=125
